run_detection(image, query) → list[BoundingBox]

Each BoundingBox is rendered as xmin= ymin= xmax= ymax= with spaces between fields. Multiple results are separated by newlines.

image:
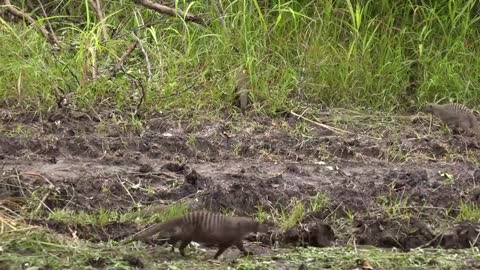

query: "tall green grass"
xmin=1 ymin=0 xmax=479 ymax=114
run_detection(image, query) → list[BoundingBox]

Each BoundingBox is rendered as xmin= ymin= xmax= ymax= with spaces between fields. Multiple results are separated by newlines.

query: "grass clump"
xmin=377 ymin=184 xmax=413 ymax=219
xmin=1 ymin=1 xmax=480 ymax=115
xmin=456 ymin=201 xmax=480 ymax=222
xmin=263 ymin=192 xmax=330 ymax=231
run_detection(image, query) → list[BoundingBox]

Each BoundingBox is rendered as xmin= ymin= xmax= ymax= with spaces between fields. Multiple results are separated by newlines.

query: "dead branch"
xmin=88 ymin=0 xmax=109 ymax=41
xmin=132 ymin=73 xmax=146 ymax=117
xmin=290 ymin=110 xmax=353 ymax=135
xmin=4 ymin=0 xmax=59 ymax=46
xmin=111 ymin=40 xmax=138 ymax=77
xmin=21 ymin=172 xmax=55 ymax=189
xmin=33 ymin=190 xmax=52 ymax=215
xmin=132 ymin=33 xmax=152 ymax=81
xmin=91 ymin=46 xmax=99 ymax=80
xmin=133 ymin=0 xmax=206 ymax=26
xmin=35 ymin=0 xmax=60 ymax=45
xmin=210 ymin=0 xmax=226 ymax=29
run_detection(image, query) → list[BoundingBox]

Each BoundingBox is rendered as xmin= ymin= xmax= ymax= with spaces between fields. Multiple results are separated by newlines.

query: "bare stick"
xmin=290 ymin=110 xmax=354 ymax=135
xmin=35 ymin=0 xmax=60 ymax=46
xmin=91 ymin=46 xmax=98 ymax=79
xmin=116 ymin=175 xmax=136 ymax=205
xmin=112 ymin=40 xmax=138 ymax=77
xmin=21 ymin=172 xmax=55 ymax=189
xmin=132 ymin=33 xmax=152 ymax=81
xmin=210 ymin=0 xmax=226 ymax=29
xmin=33 ymin=190 xmax=52 ymax=215
xmin=88 ymin=0 xmax=109 ymax=41
xmin=4 ymin=0 xmax=59 ymax=46
xmin=132 ymin=0 xmax=206 ymax=26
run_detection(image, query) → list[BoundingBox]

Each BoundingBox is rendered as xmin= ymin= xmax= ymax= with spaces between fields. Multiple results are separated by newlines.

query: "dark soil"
xmin=2 ymin=109 xmax=480 ymax=254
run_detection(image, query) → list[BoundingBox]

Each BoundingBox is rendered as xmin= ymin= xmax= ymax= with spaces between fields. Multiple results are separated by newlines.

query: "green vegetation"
xmin=2 ymin=0 xmax=480 ymax=116
xmin=456 ymin=201 xmax=480 ymax=222
xmin=255 ymin=192 xmax=330 ymax=231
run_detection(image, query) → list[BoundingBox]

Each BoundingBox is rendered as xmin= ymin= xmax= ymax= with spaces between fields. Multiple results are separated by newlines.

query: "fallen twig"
xmin=116 ymin=175 xmax=137 ymax=205
xmin=35 ymin=0 xmax=60 ymax=45
xmin=33 ymin=190 xmax=52 ymax=215
xmin=0 ymin=211 xmax=19 ymax=231
xmin=132 ymin=0 xmax=206 ymax=26
xmin=88 ymin=0 xmax=109 ymax=41
xmin=112 ymin=40 xmax=138 ymax=77
xmin=210 ymin=0 xmax=226 ymax=29
xmin=21 ymin=172 xmax=55 ymax=189
xmin=290 ymin=110 xmax=354 ymax=135
xmin=4 ymin=0 xmax=59 ymax=46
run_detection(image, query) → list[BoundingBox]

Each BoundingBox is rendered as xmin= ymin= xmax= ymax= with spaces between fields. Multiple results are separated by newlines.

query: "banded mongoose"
xmin=424 ymin=103 xmax=480 ymax=138
xmin=234 ymin=68 xmax=250 ymax=114
xmin=124 ymin=211 xmax=267 ymax=259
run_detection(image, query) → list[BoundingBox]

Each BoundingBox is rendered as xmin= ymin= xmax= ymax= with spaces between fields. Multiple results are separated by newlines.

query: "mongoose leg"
xmin=235 ymin=241 xmax=253 ymax=256
xmin=167 ymin=238 xmax=178 ymax=252
xmin=213 ymin=244 xmax=229 ymax=259
xmin=446 ymin=122 xmax=459 ymax=133
xmin=459 ymin=122 xmax=473 ymax=136
xmin=178 ymin=239 xmax=191 ymax=256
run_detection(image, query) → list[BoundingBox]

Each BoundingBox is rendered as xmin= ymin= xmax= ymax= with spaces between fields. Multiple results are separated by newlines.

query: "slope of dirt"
xmin=2 ymin=108 xmax=480 ymax=253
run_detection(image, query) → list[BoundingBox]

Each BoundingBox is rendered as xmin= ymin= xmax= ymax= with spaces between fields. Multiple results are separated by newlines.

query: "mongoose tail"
xmin=122 ymin=216 xmax=183 ymax=244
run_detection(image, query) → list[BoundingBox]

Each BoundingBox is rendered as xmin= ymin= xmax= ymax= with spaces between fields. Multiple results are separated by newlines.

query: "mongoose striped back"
xmin=425 ymin=103 xmax=474 ymax=115
xmin=441 ymin=103 xmax=474 ymax=115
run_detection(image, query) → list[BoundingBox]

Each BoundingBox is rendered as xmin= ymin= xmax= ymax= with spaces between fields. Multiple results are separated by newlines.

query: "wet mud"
xmin=2 ymin=109 xmax=480 ymax=255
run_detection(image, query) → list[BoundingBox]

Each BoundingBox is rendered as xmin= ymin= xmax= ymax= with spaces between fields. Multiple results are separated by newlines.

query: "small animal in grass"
xmin=423 ymin=103 xmax=480 ymax=138
xmin=124 ymin=211 xmax=268 ymax=259
xmin=234 ymin=68 xmax=250 ymax=114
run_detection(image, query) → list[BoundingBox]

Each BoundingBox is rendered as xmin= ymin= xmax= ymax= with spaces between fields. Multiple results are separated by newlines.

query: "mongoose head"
xmin=235 ymin=218 xmax=268 ymax=234
xmin=423 ymin=103 xmax=437 ymax=113
xmin=257 ymin=223 xmax=269 ymax=233
xmin=251 ymin=220 xmax=268 ymax=234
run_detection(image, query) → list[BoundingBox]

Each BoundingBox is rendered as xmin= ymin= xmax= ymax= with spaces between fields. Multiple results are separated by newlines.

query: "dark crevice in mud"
xmin=354 ymin=216 xmax=436 ymax=250
xmin=281 ymin=223 xmax=336 ymax=248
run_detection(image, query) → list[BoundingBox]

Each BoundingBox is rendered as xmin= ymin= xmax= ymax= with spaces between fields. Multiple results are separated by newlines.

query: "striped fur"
xmin=125 ymin=211 xmax=267 ymax=259
xmin=424 ymin=103 xmax=480 ymax=138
